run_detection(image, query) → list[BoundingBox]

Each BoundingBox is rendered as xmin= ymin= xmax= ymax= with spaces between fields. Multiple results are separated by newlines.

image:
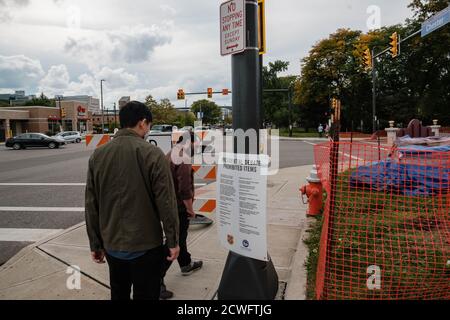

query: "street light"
xmin=100 ymin=79 xmax=106 ymax=134
xmin=55 ymin=95 xmax=64 ymax=132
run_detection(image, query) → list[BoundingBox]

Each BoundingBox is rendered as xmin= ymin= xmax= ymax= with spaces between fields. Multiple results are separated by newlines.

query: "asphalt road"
xmin=0 ymin=139 xmax=317 ymax=265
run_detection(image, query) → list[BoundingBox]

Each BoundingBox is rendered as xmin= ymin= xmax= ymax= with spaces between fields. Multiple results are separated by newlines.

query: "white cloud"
xmin=0 ymin=0 xmax=415 ymax=108
xmin=160 ymin=4 xmax=177 ymax=16
xmin=37 ymin=64 xmax=139 ymax=104
xmin=0 ymin=54 xmax=45 ymax=89
xmin=39 ymin=64 xmax=70 ymax=90
xmin=0 ymin=0 xmax=30 ymax=22
xmin=64 ymin=24 xmax=172 ymax=68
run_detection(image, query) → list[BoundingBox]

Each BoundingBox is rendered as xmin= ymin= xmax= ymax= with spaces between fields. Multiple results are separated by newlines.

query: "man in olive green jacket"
xmin=85 ymin=101 xmax=180 ymax=300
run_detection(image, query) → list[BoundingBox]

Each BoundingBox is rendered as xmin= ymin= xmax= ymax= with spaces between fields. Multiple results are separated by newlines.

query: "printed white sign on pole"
xmin=220 ymin=0 xmax=246 ymax=56
xmin=217 ymin=152 xmax=269 ymax=261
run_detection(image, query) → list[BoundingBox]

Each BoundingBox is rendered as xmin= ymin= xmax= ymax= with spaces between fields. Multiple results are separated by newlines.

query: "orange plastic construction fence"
xmin=313 ymin=141 xmax=449 ymax=300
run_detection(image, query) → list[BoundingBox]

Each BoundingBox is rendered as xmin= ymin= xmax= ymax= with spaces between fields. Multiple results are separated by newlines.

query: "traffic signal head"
xmin=61 ymin=107 xmax=66 ymax=118
xmin=222 ymin=89 xmax=229 ymax=96
xmin=207 ymin=88 xmax=213 ymax=99
xmin=177 ymin=89 xmax=185 ymax=100
xmin=363 ymin=49 xmax=372 ymax=70
xmin=390 ymin=32 xmax=398 ymax=58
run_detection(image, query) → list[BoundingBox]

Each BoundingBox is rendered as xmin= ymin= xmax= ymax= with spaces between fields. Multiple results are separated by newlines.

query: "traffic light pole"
xmin=217 ymin=0 xmax=278 ymax=300
xmin=369 ymin=28 xmax=421 ymax=133
xmin=372 ymin=49 xmax=377 ymax=133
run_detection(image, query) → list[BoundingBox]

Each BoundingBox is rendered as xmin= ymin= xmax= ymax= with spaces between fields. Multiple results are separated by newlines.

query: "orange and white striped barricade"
xmin=191 ymin=198 xmax=216 ymax=226
xmin=85 ymin=134 xmax=111 ymax=149
xmin=191 ymin=164 xmax=217 ymax=226
xmin=192 ymin=165 xmax=216 ymax=181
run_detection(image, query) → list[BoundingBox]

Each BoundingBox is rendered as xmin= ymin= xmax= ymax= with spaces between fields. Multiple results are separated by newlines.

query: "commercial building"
xmin=0 ymin=90 xmax=36 ymax=106
xmin=0 ymin=102 xmax=93 ymax=142
xmin=118 ymin=96 xmax=131 ymax=110
xmin=60 ymin=96 xmax=100 ymax=114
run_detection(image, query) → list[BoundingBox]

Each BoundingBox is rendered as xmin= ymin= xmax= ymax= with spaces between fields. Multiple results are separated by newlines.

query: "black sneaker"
xmin=181 ymin=261 xmax=203 ymax=276
xmin=160 ymin=283 xmax=173 ymax=300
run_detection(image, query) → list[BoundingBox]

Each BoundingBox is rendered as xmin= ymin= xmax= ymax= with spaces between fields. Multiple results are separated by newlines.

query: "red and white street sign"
xmin=220 ymin=0 xmax=246 ymax=56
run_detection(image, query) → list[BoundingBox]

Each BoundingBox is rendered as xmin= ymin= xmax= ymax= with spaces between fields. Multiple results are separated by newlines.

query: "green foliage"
xmin=144 ymin=94 xmax=196 ymax=127
xmin=262 ymin=61 xmax=298 ymax=128
xmin=190 ymin=99 xmax=222 ymax=125
xmin=24 ymin=92 xmax=55 ymax=107
xmin=295 ymin=0 xmax=450 ymax=132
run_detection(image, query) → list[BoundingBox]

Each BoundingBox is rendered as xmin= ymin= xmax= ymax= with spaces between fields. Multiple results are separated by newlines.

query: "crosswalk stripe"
xmin=0 ymin=207 xmax=84 ymax=212
xmin=0 ymin=228 xmax=63 ymax=242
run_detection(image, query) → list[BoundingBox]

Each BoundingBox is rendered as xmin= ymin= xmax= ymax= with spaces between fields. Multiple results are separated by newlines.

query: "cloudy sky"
xmin=0 ymin=0 xmax=414 ymax=109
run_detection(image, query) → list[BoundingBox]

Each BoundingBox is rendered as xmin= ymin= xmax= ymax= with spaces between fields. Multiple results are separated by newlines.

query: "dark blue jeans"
xmin=106 ymin=245 xmax=163 ymax=300
xmin=161 ymin=205 xmax=192 ymax=278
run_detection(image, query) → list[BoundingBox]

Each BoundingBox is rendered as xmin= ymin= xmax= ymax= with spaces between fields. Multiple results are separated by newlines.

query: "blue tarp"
xmin=398 ymin=145 xmax=450 ymax=153
xmin=350 ymin=160 xmax=450 ymax=196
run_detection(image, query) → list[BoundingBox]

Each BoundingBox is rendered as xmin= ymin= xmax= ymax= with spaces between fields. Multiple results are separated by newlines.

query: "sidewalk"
xmin=0 ymin=165 xmax=314 ymax=300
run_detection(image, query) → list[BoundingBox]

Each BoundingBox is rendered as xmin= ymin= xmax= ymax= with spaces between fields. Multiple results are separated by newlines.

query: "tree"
xmin=25 ymin=92 xmax=54 ymax=107
xmin=145 ymin=95 xmax=179 ymax=125
xmin=262 ymin=61 xmax=297 ymax=128
xmin=294 ymin=5 xmax=450 ymax=132
xmin=408 ymin=0 xmax=449 ymax=21
xmin=191 ymin=100 xmax=222 ymax=125
xmin=295 ymin=29 xmax=374 ymax=131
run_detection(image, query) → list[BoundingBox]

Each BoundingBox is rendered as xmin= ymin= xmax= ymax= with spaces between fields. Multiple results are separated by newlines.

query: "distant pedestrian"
xmin=318 ymin=124 xmax=324 ymax=138
xmin=161 ymin=131 xmax=203 ymax=291
xmin=85 ymin=101 xmax=180 ymax=300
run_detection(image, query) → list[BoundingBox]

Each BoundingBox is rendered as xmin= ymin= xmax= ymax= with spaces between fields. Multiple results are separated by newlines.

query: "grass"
xmin=304 ymin=214 xmax=324 ymax=300
xmin=305 ymin=169 xmax=450 ymax=300
xmin=279 ymin=128 xmax=322 ymax=138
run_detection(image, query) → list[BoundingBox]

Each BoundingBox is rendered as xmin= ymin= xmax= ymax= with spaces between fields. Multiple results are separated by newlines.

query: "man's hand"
xmin=187 ymin=208 xmax=196 ymax=219
xmin=183 ymin=199 xmax=196 ymax=218
xmin=91 ymin=250 xmax=106 ymax=264
xmin=167 ymin=246 xmax=180 ymax=262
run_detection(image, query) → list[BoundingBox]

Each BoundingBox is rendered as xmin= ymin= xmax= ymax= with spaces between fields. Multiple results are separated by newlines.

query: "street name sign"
xmin=421 ymin=5 xmax=450 ymax=37
xmin=220 ymin=0 xmax=246 ymax=56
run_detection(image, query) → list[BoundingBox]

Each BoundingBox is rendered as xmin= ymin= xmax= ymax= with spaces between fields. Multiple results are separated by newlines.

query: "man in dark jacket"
xmin=85 ymin=101 xmax=180 ymax=300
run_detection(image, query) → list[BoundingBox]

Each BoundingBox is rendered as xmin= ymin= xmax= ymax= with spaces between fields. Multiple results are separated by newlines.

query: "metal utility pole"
xmin=100 ymin=79 xmax=105 ymax=134
xmin=55 ymin=95 xmax=63 ymax=132
xmin=371 ymin=49 xmax=376 ymax=133
xmin=217 ymin=0 xmax=278 ymax=300
xmin=113 ymin=102 xmax=117 ymax=129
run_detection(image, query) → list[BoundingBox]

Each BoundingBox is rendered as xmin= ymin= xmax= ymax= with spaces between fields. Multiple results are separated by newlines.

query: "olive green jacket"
xmin=85 ymin=129 xmax=179 ymax=252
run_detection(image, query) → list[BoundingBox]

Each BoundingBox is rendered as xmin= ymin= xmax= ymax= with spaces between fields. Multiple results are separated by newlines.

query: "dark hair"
xmin=119 ymin=101 xmax=152 ymax=128
xmin=177 ymin=131 xmax=195 ymax=144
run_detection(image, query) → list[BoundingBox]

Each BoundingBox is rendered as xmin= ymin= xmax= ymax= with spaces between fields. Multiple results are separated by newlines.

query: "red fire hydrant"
xmin=300 ymin=165 xmax=323 ymax=216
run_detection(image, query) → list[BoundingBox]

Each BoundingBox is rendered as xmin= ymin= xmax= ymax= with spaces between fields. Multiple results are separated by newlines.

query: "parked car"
xmin=53 ymin=131 xmax=82 ymax=143
xmin=150 ymin=124 xmax=173 ymax=134
xmin=194 ymin=126 xmax=210 ymax=132
xmin=5 ymin=133 xmax=66 ymax=150
xmin=224 ymin=126 xmax=234 ymax=135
